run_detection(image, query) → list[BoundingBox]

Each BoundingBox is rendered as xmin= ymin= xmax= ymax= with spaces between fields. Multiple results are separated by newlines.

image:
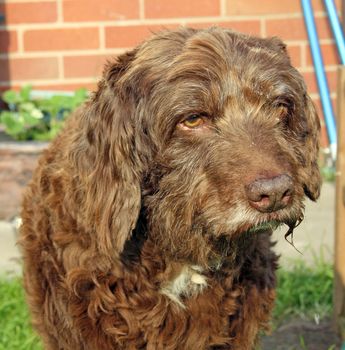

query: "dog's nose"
xmin=245 ymin=174 xmax=294 ymax=213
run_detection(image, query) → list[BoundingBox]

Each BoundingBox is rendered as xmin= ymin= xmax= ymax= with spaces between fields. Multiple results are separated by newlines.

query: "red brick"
xmin=0 ymin=2 xmax=57 ymax=25
xmin=312 ymin=0 xmax=341 ymax=12
xmin=265 ymin=16 xmax=333 ymax=41
xmin=0 ymin=57 xmax=59 ymax=81
xmin=62 ymin=0 xmax=139 ymax=22
xmin=64 ymin=54 xmax=109 ymax=78
xmin=226 ymin=0 xmax=301 ymax=15
xmin=312 ymin=97 xmax=322 ymax=113
xmin=286 ymin=45 xmax=302 ymax=68
xmin=105 ymin=24 xmax=179 ymax=48
xmin=266 ymin=18 xmax=307 ymax=41
xmin=315 ymin=16 xmax=336 ymax=41
xmin=24 ymin=28 xmax=100 ymax=51
xmin=188 ymin=21 xmax=261 ymax=36
xmin=144 ymin=0 xmax=220 ymax=19
xmin=225 ymin=0 xmax=341 ymax=15
xmin=313 ymin=96 xmax=335 ymax=148
xmin=302 ymin=70 xmax=337 ymax=94
xmin=302 ymin=71 xmax=318 ymax=93
xmin=306 ymin=43 xmax=340 ymax=67
xmin=0 ymin=30 xmax=18 ymax=53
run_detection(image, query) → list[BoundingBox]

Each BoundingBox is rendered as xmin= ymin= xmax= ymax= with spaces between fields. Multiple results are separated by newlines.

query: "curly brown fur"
xmin=19 ymin=27 xmax=321 ymax=350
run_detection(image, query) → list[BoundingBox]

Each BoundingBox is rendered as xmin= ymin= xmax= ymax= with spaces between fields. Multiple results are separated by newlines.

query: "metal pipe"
xmin=323 ymin=0 xmax=345 ymax=65
xmin=301 ymin=0 xmax=337 ymax=160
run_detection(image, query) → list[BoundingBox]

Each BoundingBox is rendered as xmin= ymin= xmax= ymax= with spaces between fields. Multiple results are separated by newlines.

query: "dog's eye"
xmin=275 ymin=100 xmax=294 ymax=124
xmin=180 ymin=114 xmax=206 ymax=129
xmin=276 ymin=103 xmax=289 ymax=118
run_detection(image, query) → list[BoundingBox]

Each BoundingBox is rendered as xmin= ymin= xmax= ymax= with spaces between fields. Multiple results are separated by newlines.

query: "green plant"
xmin=0 ymin=276 xmax=42 ymax=350
xmin=273 ymin=260 xmax=333 ymax=323
xmin=321 ymin=166 xmax=336 ymax=182
xmin=0 ymin=85 xmax=88 ymax=141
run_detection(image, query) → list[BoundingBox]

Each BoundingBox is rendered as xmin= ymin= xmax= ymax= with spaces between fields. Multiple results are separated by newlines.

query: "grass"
xmin=0 ymin=276 xmax=42 ymax=350
xmin=274 ymin=259 xmax=333 ymax=323
xmin=321 ymin=166 xmax=336 ymax=182
xmin=0 ymin=261 xmax=334 ymax=349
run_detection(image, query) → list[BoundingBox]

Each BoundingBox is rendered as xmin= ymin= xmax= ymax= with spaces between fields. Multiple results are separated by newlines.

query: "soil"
xmin=260 ymin=318 xmax=342 ymax=350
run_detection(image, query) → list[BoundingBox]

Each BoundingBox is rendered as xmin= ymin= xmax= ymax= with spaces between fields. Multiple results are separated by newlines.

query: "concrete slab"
xmin=0 ymin=220 xmax=22 ymax=275
xmin=273 ymin=181 xmax=335 ymax=268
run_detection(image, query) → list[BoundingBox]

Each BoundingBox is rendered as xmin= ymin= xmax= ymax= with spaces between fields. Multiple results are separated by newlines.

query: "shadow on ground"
xmin=261 ymin=318 xmax=341 ymax=350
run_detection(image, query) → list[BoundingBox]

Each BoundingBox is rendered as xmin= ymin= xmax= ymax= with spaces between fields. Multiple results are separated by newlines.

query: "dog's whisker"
xmin=283 ymin=211 xmax=305 ymax=254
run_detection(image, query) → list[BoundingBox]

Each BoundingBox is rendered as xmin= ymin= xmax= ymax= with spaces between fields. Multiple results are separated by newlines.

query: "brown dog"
xmin=20 ymin=27 xmax=321 ymax=349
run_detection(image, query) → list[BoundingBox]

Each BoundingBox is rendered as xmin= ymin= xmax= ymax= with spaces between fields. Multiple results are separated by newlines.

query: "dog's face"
xmin=80 ymin=28 xmax=321 ymax=266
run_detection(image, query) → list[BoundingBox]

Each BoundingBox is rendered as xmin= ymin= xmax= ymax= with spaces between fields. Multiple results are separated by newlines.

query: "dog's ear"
xmin=266 ymin=37 xmax=322 ymax=200
xmin=301 ymin=95 xmax=322 ymax=201
xmin=267 ymin=37 xmax=288 ymax=55
xmin=69 ymin=49 xmax=145 ymax=257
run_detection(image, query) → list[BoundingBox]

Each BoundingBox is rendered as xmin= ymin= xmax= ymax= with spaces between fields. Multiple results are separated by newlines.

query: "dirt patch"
xmin=260 ymin=318 xmax=342 ymax=350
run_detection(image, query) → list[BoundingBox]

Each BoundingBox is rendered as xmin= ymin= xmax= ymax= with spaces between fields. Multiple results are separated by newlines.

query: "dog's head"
xmin=71 ymin=27 xmax=321 ymax=265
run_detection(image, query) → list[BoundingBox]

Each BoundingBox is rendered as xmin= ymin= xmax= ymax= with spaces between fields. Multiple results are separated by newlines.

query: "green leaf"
xmin=1 ymin=86 xmax=88 ymax=141
xmin=20 ymin=102 xmax=36 ymax=112
xmin=74 ymin=88 xmax=88 ymax=100
xmin=0 ymin=111 xmax=25 ymax=136
xmin=72 ymin=88 xmax=88 ymax=107
xmin=22 ymin=112 xmax=41 ymax=127
xmin=19 ymin=85 xmax=32 ymax=102
xmin=32 ymin=131 xmax=52 ymax=141
xmin=2 ymin=90 xmax=19 ymax=105
xmin=30 ymin=108 xmax=44 ymax=120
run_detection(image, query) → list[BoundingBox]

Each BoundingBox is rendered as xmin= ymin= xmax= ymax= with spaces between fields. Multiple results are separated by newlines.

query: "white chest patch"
xmin=160 ymin=265 xmax=207 ymax=307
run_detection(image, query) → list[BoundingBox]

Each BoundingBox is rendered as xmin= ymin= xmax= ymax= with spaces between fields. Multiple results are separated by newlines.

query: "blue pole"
xmin=301 ymin=0 xmax=337 ymax=160
xmin=323 ymin=0 xmax=345 ymax=65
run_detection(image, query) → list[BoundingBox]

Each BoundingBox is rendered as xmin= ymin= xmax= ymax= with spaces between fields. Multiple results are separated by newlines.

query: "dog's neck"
xmin=121 ymin=211 xmax=259 ymax=270
xmin=120 ymin=210 xmax=268 ymax=306
xmin=159 ymin=263 xmax=208 ymax=308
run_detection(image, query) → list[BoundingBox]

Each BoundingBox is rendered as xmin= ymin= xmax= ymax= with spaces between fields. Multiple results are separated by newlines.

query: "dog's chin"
xmin=246 ymin=220 xmax=282 ymax=233
xmin=235 ymin=220 xmax=281 ymax=236
xmin=234 ymin=209 xmax=304 ymax=237
xmin=215 ymin=198 xmax=305 ymax=235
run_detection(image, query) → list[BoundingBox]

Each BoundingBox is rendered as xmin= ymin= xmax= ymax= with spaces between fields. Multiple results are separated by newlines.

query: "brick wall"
xmin=0 ymin=0 xmax=343 ymax=146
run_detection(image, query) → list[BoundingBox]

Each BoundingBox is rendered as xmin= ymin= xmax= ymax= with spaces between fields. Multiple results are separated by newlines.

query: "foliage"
xmin=0 ymin=85 xmax=88 ymax=141
xmin=321 ymin=166 xmax=336 ymax=182
xmin=273 ymin=260 xmax=333 ymax=323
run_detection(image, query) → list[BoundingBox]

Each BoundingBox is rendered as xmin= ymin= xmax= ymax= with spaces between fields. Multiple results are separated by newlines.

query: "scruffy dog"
xmin=20 ymin=27 xmax=321 ymax=350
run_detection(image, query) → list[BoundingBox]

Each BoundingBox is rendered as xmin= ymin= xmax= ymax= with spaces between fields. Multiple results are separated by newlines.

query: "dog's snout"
xmin=245 ymin=174 xmax=294 ymax=213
